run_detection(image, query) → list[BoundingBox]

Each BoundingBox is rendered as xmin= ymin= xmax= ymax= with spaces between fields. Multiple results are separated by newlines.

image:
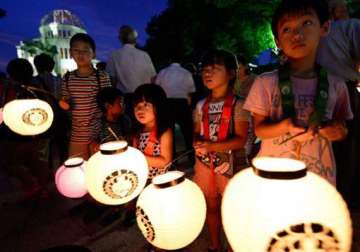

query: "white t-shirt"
xmin=106 ymin=44 xmax=156 ymax=93
xmin=243 ymin=70 xmax=353 ymax=185
xmin=155 ymin=63 xmax=195 ymax=98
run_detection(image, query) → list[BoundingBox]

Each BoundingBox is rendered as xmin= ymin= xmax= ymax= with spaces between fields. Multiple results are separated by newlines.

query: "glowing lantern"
xmin=136 ymin=171 xmax=206 ymax=250
xmin=85 ymin=140 xmax=148 ymax=205
xmin=3 ymin=99 xmax=53 ymax=136
xmin=222 ymin=157 xmax=352 ymax=252
xmin=55 ymin=157 xmax=87 ymax=198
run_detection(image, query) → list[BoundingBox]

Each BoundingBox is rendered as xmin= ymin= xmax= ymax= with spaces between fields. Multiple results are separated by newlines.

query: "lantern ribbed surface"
xmin=3 ymin=99 xmax=54 ymax=135
xmin=136 ymin=171 xmax=206 ymax=250
xmin=222 ymin=157 xmax=352 ymax=252
xmin=55 ymin=157 xmax=87 ymax=198
xmin=85 ymin=141 xmax=148 ymax=205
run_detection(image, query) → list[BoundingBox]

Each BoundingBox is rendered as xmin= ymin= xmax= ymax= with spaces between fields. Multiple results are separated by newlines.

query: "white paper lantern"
xmin=3 ymin=99 xmax=53 ymax=136
xmin=222 ymin=157 xmax=352 ymax=252
xmin=55 ymin=157 xmax=88 ymax=198
xmin=85 ymin=140 xmax=148 ymax=205
xmin=136 ymin=171 xmax=206 ymax=250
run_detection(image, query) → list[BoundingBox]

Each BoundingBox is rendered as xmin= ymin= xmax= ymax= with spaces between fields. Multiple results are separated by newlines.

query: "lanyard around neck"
xmin=278 ymin=64 xmax=329 ymax=126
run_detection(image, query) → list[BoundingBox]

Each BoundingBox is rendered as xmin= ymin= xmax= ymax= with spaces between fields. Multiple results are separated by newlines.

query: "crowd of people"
xmin=0 ymin=0 xmax=360 ymax=251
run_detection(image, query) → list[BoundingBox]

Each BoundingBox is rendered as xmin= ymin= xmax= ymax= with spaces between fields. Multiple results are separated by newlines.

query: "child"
xmin=132 ymin=84 xmax=173 ymax=180
xmin=59 ymin=33 xmax=111 ymax=160
xmin=193 ymin=49 xmax=249 ymax=252
xmin=95 ymin=87 xmax=131 ymax=147
xmin=0 ymin=58 xmax=51 ymax=199
xmin=243 ymin=0 xmax=353 ymax=185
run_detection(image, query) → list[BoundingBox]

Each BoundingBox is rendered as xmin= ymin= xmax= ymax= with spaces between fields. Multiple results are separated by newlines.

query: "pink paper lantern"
xmin=55 ymin=157 xmax=87 ymax=198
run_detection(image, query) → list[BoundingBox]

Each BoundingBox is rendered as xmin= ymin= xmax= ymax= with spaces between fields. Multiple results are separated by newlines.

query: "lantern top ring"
xmin=152 ymin=171 xmax=185 ymax=189
xmin=252 ymin=157 xmax=307 ymax=180
xmin=64 ymin=157 xmax=84 ymax=168
xmin=100 ymin=140 xmax=128 ymax=155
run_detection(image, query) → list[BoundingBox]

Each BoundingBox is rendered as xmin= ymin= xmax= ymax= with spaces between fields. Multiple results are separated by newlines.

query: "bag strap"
xmin=202 ymin=92 xmax=235 ymax=141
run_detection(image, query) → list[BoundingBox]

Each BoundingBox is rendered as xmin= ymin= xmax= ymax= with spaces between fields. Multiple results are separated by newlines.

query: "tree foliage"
xmin=20 ymin=39 xmax=58 ymax=58
xmin=144 ymin=0 xmax=279 ymax=68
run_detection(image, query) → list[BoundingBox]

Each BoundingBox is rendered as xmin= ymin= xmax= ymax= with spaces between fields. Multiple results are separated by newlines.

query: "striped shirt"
xmin=61 ymin=70 xmax=111 ymax=143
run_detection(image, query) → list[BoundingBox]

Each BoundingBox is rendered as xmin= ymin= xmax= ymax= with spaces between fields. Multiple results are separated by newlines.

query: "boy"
xmin=59 ymin=33 xmax=111 ymax=160
xmin=95 ymin=87 xmax=131 ymax=149
xmin=244 ymin=0 xmax=353 ymax=185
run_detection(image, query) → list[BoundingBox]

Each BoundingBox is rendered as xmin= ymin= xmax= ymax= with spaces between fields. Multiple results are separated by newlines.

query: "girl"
xmin=132 ymin=83 xmax=173 ymax=180
xmin=193 ymin=49 xmax=249 ymax=252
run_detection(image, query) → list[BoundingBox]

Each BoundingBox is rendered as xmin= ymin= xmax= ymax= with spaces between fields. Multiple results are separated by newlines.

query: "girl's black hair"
xmin=200 ymin=49 xmax=238 ymax=86
xmin=271 ymin=0 xmax=329 ymax=39
xmin=132 ymin=83 xmax=172 ymax=138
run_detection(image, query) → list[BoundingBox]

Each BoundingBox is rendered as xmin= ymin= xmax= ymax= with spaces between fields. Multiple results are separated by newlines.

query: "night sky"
xmin=0 ymin=0 xmax=167 ymax=72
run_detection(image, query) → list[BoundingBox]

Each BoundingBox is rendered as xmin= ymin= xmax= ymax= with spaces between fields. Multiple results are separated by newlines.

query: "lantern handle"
xmin=107 ymin=127 xmax=120 ymax=141
xmin=20 ymin=85 xmax=57 ymax=100
xmin=164 ymin=148 xmax=194 ymax=171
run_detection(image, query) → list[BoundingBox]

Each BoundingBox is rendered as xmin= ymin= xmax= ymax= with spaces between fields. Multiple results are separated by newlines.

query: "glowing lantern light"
xmin=55 ymin=157 xmax=87 ymax=198
xmin=222 ymin=157 xmax=352 ymax=252
xmin=85 ymin=140 xmax=148 ymax=205
xmin=3 ymin=99 xmax=53 ymax=136
xmin=136 ymin=171 xmax=206 ymax=250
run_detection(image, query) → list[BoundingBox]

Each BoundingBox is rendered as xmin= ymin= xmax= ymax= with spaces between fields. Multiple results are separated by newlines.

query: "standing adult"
xmin=316 ymin=4 xmax=360 ymax=208
xmin=155 ymin=59 xmax=196 ymax=155
xmin=329 ymin=0 xmax=350 ymax=21
xmin=106 ymin=25 xmax=156 ymax=93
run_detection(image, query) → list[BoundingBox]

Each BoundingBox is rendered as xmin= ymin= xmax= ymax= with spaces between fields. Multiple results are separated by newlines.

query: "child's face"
xmin=106 ymin=97 xmax=123 ymax=119
xmin=201 ymin=64 xmax=233 ymax=90
xmin=276 ymin=9 xmax=328 ymax=61
xmin=134 ymin=101 xmax=156 ymax=126
xmin=70 ymin=41 xmax=95 ymax=68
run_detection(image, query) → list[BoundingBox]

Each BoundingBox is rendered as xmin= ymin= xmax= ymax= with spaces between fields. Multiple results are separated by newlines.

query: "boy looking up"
xmin=244 ymin=0 xmax=353 ymax=185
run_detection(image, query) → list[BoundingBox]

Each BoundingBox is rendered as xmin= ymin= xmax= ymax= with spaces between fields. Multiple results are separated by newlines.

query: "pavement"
xmin=0 ymin=126 xmax=359 ymax=252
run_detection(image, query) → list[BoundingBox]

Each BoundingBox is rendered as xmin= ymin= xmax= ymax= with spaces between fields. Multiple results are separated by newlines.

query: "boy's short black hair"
xmin=97 ymin=87 xmax=124 ymax=113
xmin=70 ymin=33 xmax=96 ymax=52
xmin=6 ymin=58 xmax=33 ymax=84
xmin=34 ymin=53 xmax=55 ymax=73
xmin=271 ymin=0 xmax=329 ymax=39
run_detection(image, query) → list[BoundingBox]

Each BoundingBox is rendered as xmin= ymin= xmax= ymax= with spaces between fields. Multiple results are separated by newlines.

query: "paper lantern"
xmin=3 ymin=99 xmax=53 ymax=135
xmin=85 ymin=140 xmax=148 ymax=205
xmin=55 ymin=157 xmax=87 ymax=198
xmin=222 ymin=157 xmax=352 ymax=252
xmin=136 ymin=171 xmax=206 ymax=250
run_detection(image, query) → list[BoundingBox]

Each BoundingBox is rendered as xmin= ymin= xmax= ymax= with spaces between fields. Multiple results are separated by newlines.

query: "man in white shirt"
xmin=155 ymin=60 xmax=196 ymax=155
xmin=106 ymin=25 xmax=156 ymax=93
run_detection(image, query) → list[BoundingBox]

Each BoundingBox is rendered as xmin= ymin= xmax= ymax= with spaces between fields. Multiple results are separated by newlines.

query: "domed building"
xmin=17 ymin=10 xmax=93 ymax=76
